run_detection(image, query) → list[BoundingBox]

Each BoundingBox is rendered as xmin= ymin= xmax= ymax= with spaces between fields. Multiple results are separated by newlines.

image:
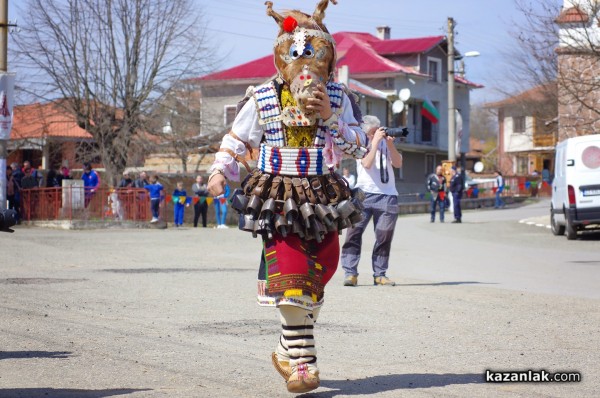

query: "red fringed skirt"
xmin=257 ymin=231 xmax=339 ymax=310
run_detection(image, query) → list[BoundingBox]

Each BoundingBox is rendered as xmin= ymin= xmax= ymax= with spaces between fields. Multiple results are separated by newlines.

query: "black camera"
xmin=383 ymin=127 xmax=410 ymax=138
xmin=0 ymin=209 xmax=17 ymax=233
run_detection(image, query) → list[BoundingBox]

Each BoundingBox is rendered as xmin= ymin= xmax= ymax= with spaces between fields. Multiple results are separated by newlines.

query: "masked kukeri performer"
xmin=207 ymin=0 xmax=367 ymax=393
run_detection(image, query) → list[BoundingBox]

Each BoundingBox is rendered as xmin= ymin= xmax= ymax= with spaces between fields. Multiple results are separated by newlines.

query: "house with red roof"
xmin=8 ymin=101 xmax=99 ymax=172
xmin=8 ymin=99 xmax=158 ymax=176
xmin=193 ymin=27 xmax=481 ymax=193
xmin=485 ymin=84 xmax=558 ymax=177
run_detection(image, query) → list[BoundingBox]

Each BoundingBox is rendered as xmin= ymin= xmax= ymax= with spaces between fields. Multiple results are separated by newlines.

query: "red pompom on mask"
xmin=283 ymin=16 xmax=298 ymax=33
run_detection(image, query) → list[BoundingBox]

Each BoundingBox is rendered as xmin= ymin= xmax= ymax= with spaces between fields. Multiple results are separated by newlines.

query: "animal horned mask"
xmin=266 ymin=1 xmax=337 ymax=117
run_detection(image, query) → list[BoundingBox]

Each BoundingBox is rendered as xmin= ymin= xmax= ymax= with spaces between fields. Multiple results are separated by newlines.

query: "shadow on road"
xmin=0 ymin=388 xmax=151 ymax=398
xmin=0 ymin=351 xmax=73 ymax=360
xmin=399 ymin=281 xmax=497 ymax=287
xmin=301 ymin=373 xmax=483 ymax=397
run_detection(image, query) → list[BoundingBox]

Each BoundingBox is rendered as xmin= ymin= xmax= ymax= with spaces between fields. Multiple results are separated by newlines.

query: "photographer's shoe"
xmin=374 ymin=276 xmax=396 ymax=286
xmin=343 ymin=275 xmax=358 ymax=286
xmin=286 ymin=363 xmax=320 ymax=393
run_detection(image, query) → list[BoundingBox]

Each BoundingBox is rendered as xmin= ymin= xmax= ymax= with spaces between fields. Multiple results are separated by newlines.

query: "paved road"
xmin=390 ymin=198 xmax=600 ymax=299
xmin=0 ymin=199 xmax=598 ymax=397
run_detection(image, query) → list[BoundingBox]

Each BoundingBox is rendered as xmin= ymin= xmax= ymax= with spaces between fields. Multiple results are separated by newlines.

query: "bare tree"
xmin=509 ymin=0 xmax=600 ymax=139
xmin=470 ymin=105 xmax=499 ymax=172
xmin=146 ymin=82 xmax=203 ymax=173
xmin=13 ymin=0 xmax=217 ymax=185
xmin=470 ymin=105 xmax=498 ymax=142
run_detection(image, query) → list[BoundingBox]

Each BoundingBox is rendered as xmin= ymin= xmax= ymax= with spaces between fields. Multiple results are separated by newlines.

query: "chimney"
xmin=376 ymin=26 xmax=390 ymax=40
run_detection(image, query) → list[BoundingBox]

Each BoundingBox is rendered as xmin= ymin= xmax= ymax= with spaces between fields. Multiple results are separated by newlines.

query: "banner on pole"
xmin=0 ymin=73 xmax=16 ymax=140
xmin=455 ymin=110 xmax=463 ymax=154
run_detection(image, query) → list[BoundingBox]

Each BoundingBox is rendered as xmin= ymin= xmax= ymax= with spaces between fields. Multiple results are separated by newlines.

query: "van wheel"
xmin=565 ymin=216 xmax=577 ymax=240
xmin=551 ymin=210 xmax=565 ymax=236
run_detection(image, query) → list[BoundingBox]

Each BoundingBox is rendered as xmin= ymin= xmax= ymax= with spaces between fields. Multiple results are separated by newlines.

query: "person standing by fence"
xmin=494 ymin=171 xmax=505 ymax=209
xmin=172 ymin=181 xmax=189 ymax=227
xmin=192 ymin=175 xmax=209 ymax=228
xmin=82 ymin=162 xmax=100 ymax=208
xmin=144 ymin=175 xmax=164 ymax=223
xmin=6 ymin=165 xmax=20 ymax=221
xmin=213 ymin=183 xmax=230 ymax=229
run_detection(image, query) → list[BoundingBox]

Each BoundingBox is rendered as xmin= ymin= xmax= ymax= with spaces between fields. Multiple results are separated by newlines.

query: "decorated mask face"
xmin=266 ymin=1 xmax=337 ymax=116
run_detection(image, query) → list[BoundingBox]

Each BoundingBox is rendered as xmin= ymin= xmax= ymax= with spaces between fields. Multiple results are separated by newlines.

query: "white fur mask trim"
xmin=274 ymin=27 xmax=335 ymax=49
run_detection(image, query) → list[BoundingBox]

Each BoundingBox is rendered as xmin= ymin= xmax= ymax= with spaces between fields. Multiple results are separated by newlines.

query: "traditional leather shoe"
xmin=343 ymin=275 xmax=357 ymax=286
xmin=286 ymin=363 xmax=320 ymax=393
xmin=271 ymin=352 xmax=291 ymax=381
xmin=374 ymin=276 xmax=396 ymax=286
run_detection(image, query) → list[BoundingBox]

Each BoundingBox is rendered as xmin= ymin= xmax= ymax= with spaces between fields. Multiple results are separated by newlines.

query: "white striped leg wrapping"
xmin=276 ymin=334 xmax=289 ymax=361
xmin=279 ymin=305 xmax=317 ymax=368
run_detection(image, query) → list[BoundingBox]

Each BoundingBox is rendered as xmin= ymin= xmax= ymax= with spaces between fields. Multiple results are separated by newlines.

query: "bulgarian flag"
xmin=421 ymin=98 xmax=439 ymax=124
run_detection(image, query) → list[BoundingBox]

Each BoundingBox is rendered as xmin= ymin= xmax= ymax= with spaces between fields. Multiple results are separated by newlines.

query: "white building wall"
xmin=504 ymin=116 xmax=535 ymax=153
xmin=558 ymin=0 xmax=600 ymax=48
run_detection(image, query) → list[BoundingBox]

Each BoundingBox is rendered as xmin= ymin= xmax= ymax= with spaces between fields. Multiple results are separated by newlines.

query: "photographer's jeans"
xmin=430 ymin=196 xmax=445 ymax=222
xmin=341 ymin=193 xmax=398 ymax=278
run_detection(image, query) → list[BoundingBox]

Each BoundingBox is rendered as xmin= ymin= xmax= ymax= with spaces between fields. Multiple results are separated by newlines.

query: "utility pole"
xmin=0 ymin=0 xmax=8 ymax=210
xmin=447 ymin=17 xmax=456 ymax=163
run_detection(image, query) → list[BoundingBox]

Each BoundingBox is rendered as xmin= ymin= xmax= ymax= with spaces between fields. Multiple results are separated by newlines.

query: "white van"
xmin=551 ymin=135 xmax=600 ymax=239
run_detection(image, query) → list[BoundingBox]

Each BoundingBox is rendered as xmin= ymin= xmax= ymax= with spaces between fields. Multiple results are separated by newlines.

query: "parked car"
xmin=551 ymin=135 xmax=600 ymax=240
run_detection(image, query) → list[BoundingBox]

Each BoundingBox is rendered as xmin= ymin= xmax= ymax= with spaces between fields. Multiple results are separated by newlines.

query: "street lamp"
xmin=457 ymin=51 xmax=480 ymax=78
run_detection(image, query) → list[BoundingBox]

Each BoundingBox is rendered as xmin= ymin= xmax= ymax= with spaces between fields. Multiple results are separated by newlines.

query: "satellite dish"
xmin=392 ymin=100 xmax=404 ymax=114
xmin=399 ymin=88 xmax=411 ymax=102
xmin=474 ymin=161 xmax=484 ymax=173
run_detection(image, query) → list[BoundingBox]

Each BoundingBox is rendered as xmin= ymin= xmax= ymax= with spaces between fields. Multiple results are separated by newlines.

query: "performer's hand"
xmin=208 ymin=173 xmax=226 ymax=197
xmin=307 ymin=83 xmax=332 ymax=120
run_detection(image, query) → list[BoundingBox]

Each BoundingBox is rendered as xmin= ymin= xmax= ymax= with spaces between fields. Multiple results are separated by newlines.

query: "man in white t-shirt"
xmin=341 ymin=115 xmax=403 ymax=287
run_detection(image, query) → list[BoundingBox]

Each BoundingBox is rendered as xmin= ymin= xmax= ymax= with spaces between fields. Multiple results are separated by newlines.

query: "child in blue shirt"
xmin=144 ymin=175 xmax=164 ymax=222
xmin=213 ymin=183 xmax=230 ymax=228
xmin=172 ymin=181 xmax=189 ymax=227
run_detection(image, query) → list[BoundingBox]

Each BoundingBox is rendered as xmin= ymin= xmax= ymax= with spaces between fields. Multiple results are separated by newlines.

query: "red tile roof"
xmin=484 ymin=83 xmax=556 ymax=108
xmin=196 ymin=54 xmax=276 ymax=82
xmin=196 ymin=31 xmax=482 ymax=89
xmin=370 ymin=35 xmax=445 ymax=55
xmin=455 ymin=75 xmax=484 ymax=89
xmin=197 ymin=32 xmax=445 ymax=82
xmin=11 ymin=102 xmax=93 ymax=140
xmin=556 ymin=6 xmax=589 ymax=24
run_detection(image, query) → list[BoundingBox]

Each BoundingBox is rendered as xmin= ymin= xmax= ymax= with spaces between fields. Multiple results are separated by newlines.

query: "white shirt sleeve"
xmin=210 ymin=99 xmax=263 ymax=181
xmin=338 ymin=93 xmax=366 ymax=146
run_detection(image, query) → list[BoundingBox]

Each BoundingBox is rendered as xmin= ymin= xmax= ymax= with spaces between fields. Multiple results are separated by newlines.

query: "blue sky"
xmin=197 ymin=0 xmax=557 ymax=105
xmin=9 ymin=0 xmax=557 ymax=105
